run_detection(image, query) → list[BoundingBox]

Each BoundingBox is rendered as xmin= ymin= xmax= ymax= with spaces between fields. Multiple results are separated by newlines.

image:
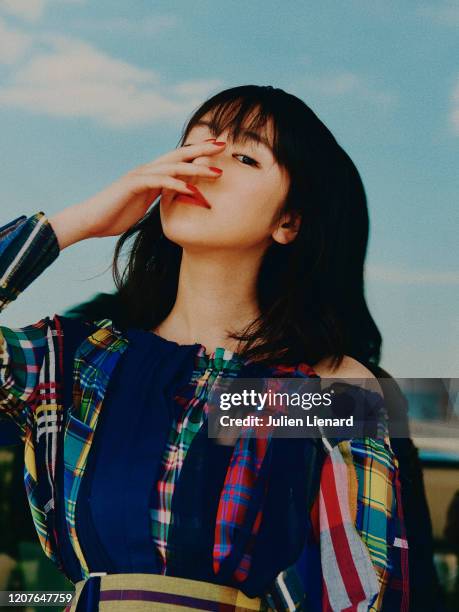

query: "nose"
xmin=190 ymin=154 xmax=225 ymax=185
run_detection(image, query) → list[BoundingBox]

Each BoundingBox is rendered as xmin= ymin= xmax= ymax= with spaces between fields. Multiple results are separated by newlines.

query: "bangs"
xmin=180 ymin=94 xmax=282 ymax=165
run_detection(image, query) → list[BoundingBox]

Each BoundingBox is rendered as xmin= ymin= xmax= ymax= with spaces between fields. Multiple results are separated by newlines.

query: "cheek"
xmin=216 ymin=177 xmax=282 ymax=229
xmin=159 ymin=174 xmax=287 ymax=248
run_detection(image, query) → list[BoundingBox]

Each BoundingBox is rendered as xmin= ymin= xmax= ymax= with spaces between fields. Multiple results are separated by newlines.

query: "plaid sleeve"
xmin=0 ymin=211 xmax=60 ymax=310
xmin=0 ymin=212 xmax=60 ymax=437
xmin=344 ymin=436 xmax=410 ymax=611
xmin=307 ymin=434 xmax=408 ymax=612
xmin=0 ymin=320 xmax=52 ymax=437
xmin=261 ymin=390 xmax=410 ymax=611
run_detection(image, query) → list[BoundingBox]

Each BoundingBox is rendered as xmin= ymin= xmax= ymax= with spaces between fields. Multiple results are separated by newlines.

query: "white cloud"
xmin=0 ymin=0 xmax=45 ymax=22
xmin=298 ymin=71 xmax=396 ymax=109
xmin=0 ymin=32 xmax=223 ymax=128
xmin=20 ymin=34 xmax=161 ymax=86
xmin=451 ymin=77 xmax=459 ymax=134
xmin=418 ymin=1 xmax=459 ymax=27
xmin=0 ymin=0 xmax=86 ymax=22
xmin=0 ymin=17 xmax=33 ymax=63
xmin=366 ymin=264 xmax=459 ymax=285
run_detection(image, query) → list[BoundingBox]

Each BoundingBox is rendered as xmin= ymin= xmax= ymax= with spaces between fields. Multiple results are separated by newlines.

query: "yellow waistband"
xmin=68 ymin=572 xmax=266 ymax=611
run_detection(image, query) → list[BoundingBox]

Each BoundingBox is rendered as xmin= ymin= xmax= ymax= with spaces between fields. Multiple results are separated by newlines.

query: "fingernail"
xmin=213 ymin=141 xmax=226 ymax=146
xmin=209 ymin=166 xmax=223 ymax=174
xmin=204 ymin=138 xmax=216 ymax=142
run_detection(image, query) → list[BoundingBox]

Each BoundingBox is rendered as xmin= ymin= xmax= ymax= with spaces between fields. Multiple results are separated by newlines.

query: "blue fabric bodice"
xmin=56 ymin=324 xmax=325 ymax=605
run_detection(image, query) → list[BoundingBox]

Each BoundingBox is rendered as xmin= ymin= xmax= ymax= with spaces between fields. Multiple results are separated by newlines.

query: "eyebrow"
xmin=191 ymin=119 xmax=274 ymax=155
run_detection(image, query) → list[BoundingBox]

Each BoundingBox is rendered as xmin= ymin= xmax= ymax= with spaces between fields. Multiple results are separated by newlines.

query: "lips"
xmin=175 ymin=184 xmax=211 ymax=208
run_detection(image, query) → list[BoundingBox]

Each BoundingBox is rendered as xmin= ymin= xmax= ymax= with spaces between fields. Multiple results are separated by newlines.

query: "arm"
xmin=0 ymin=212 xmax=60 ymax=438
xmin=0 ymin=141 xmax=227 ymax=442
xmin=337 ymin=435 xmax=410 ymax=611
xmin=316 ymin=381 xmax=409 ymax=611
xmin=305 ymin=365 xmax=409 ymax=610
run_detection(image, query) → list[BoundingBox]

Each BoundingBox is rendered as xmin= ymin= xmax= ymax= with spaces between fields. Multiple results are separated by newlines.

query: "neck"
xmin=153 ymin=246 xmax=263 ymax=353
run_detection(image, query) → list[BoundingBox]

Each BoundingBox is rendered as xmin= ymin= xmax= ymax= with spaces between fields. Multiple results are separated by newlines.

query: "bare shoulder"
xmin=313 ymin=354 xmax=374 ymax=378
xmin=313 ymin=354 xmax=383 ymax=397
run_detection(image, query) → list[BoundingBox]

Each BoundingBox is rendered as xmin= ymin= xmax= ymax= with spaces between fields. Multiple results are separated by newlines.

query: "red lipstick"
xmin=175 ymin=184 xmax=211 ymax=209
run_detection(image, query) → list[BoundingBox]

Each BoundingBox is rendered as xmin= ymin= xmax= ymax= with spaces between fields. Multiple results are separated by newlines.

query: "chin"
xmin=162 ymin=222 xmax=212 ymax=248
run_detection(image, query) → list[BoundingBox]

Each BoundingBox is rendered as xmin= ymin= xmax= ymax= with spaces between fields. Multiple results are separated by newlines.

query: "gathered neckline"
xmin=126 ymin=327 xmax=245 ymax=371
xmin=126 ymin=327 xmax=320 ymax=378
xmin=149 ymin=329 xmax=241 ymax=359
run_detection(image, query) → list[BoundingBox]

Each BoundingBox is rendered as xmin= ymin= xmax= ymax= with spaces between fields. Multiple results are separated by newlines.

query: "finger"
xmin=152 ymin=140 xmax=226 ymax=165
xmin=137 ymin=162 xmax=222 ymax=178
xmin=129 ymin=173 xmax=194 ymax=194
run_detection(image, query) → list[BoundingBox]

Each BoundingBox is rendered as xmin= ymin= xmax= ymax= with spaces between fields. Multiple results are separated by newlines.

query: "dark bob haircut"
xmin=64 ymin=85 xmax=382 ymax=370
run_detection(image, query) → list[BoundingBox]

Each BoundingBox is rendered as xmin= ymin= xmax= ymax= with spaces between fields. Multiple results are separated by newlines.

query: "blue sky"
xmin=0 ymin=0 xmax=457 ymax=376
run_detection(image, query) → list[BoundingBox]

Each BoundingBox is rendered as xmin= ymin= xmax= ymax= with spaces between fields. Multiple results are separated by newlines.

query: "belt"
xmin=64 ymin=572 xmax=268 ymax=611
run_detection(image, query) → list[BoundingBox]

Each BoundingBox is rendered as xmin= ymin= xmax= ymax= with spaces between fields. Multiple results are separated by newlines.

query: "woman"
xmin=0 ymin=85 xmax=409 ymax=611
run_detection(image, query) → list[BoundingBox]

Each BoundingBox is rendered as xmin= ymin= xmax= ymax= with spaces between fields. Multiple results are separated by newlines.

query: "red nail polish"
xmin=213 ymin=141 xmax=226 ymax=146
xmin=209 ymin=166 xmax=222 ymax=174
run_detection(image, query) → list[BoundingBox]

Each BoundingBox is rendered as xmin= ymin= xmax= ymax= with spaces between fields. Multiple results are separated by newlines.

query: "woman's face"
xmin=159 ymin=111 xmax=294 ymax=252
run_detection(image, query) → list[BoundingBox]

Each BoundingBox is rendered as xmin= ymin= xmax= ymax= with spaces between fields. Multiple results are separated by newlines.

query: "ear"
xmin=272 ymin=209 xmax=302 ymax=245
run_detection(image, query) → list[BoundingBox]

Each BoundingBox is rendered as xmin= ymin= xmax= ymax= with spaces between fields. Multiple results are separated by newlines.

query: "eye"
xmin=234 ymin=154 xmax=259 ymax=167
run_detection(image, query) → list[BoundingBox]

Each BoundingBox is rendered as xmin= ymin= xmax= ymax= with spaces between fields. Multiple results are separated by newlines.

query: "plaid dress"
xmin=0 ymin=211 xmax=409 ymax=610
xmin=150 ymin=345 xmax=245 ymax=573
